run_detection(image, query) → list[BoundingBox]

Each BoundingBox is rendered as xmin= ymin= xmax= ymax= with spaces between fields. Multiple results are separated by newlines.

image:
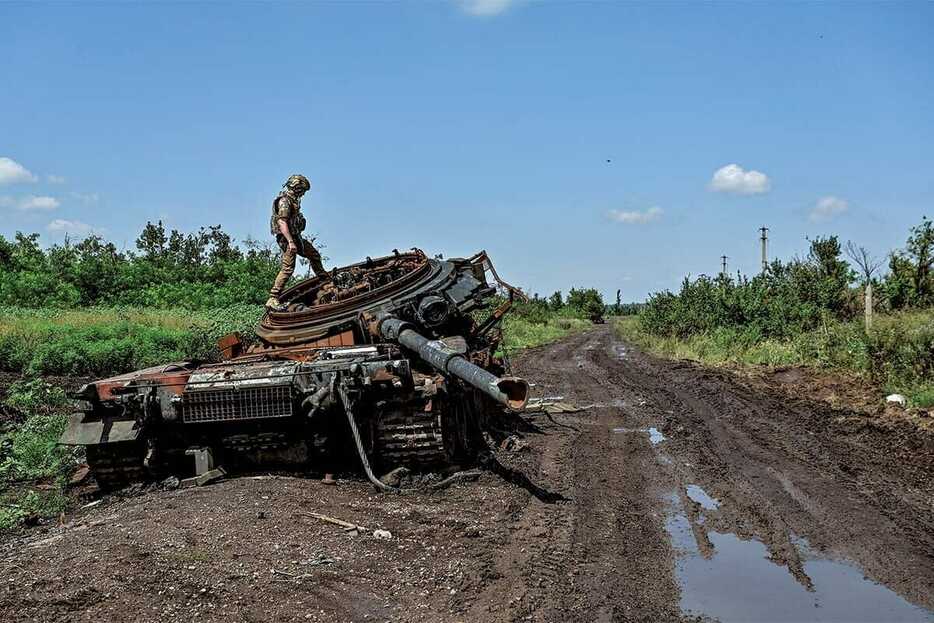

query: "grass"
xmin=1 ymin=379 xmax=79 ymax=532
xmin=0 ymin=304 xmax=586 ymax=377
xmin=615 ymin=311 xmax=934 ymax=408
xmin=0 ymin=489 xmax=69 ymax=531
xmin=0 ymin=305 xmax=263 ymax=377
xmin=501 ymin=316 xmax=592 ymax=354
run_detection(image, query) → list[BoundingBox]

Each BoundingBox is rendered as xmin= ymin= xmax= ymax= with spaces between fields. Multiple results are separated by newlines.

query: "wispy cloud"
xmin=47 ymin=175 xmax=66 ymax=184
xmin=458 ymin=0 xmax=516 ymax=17
xmin=708 ymin=163 xmax=771 ymax=195
xmin=70 ymin=191 xmax=100 ymax=204
xmin=47 ymin=219 xmax=103 ymax=237
xmin=0 ymin=157 xmax=38 ymax=185
xmin=809 ymin=196 xmax=848 ymax=222
xmin=608 ymin=206 xmax=663 ymax=224
xmin=9 ymin=195 xmax=61 ymax=211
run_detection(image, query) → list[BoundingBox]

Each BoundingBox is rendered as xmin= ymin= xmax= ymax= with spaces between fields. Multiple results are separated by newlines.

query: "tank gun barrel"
xmin=378 ymin=316 xmax=529 ymax=411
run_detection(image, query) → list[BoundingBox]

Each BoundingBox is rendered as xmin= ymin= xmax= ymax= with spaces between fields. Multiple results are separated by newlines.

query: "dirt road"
xmin=2 ymin=325 xmax=933 ymax=622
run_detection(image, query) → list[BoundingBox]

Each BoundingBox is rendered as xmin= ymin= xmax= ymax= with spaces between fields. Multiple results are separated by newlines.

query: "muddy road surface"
xmin=2 ymin=325 xmax=933 ymax=622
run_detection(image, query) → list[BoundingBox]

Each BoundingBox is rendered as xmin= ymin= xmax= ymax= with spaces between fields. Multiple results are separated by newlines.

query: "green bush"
xmin=0 ymin=489 xmax=69 ymax=531
xmin=640 ymin=237 xmax=854 ymax=341
xmin=617 ymin=311 xmax=934 ymax=407
xmin=0 ymin=379 xmax=75 ymax=483
xmin=0 ymin=223 xmax=282 ymax=310
xmin=0 ymin=379 xmax=79 ymax=532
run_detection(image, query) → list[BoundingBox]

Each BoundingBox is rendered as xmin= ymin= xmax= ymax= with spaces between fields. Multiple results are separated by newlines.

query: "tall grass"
xmin=0 ymin=303 xmax=586 ymax=378
xmin=501 ymin=316 xmax=591 ymax=354
xmin=0 ymin=305 xmax=262 ymax=376
xmin=0 ymin=379 xmax=76 ymax=531
xmin=616 ymin=311 xmax=934 ymax=407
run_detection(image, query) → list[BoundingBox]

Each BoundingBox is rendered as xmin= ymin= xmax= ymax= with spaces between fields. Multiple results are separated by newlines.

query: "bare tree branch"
xmin=845 ymin=240 xmax=883 ymax=283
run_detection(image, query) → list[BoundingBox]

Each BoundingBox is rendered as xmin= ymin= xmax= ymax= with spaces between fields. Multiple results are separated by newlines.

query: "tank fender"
xmin=60 ymin=413 xmax=141 ymax=446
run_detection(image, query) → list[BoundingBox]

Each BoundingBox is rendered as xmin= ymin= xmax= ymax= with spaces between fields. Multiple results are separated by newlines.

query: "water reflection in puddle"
xmin=612 ymin=426 xmax=666 ymax=445
xmin=685 ymin=484 xmax=720 ymax=510
xmin=666 ymin=496 xmax=932 ymax=622
xmin=648 ymin=427 xmax=666 ymax=445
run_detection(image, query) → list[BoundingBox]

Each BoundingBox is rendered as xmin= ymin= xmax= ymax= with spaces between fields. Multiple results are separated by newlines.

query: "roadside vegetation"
xmin=500 ymin=288 xmax=604 ymax=354
xmin=0 ymin=379 xmax=75 ymax=530
xmin=0 ymin=305 xmax=262 ymax=377
xmin=616 ymin=217 xmax=934 ymax=407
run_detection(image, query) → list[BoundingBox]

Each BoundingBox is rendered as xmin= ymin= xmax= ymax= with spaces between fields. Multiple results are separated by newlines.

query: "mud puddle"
xmin=665 ymin=493 xmax=933 ymax=622
xmin=685 ymin=484 xmax=719 ymax=510
xmin=612 ymin=426 xmax=666 ymax=445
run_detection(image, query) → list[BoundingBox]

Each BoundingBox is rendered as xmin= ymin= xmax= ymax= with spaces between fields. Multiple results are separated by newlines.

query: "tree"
xmin=566 ymin=287 xmax=605 ymax=320
xmin=803 ymin=235 xmax=853 ymax=316
xmin=136 ymin=221 xmax=168 ymax=262
xmin=548 ymin=291 xmax=563 ymax=311
xmin=883 ymin=216 xmax=934 ymax=309
xmin=845 ymin=241 xmax=883 ymax=331
xmin=905 ymin=216 xmax=933 ymax=305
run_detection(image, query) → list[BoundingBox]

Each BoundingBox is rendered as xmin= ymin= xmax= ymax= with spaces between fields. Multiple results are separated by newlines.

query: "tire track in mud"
xmin=469 ymin=329 xmax=682 ymax=622
xmin=474 ymin=324 xmax=933 ymax=621
xmin=600 ymin=328 xmax=934 ymax=613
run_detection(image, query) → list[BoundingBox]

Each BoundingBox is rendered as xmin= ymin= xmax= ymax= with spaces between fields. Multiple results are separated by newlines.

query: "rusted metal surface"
xmin=64 ymin=248 xmax=528 ymax=489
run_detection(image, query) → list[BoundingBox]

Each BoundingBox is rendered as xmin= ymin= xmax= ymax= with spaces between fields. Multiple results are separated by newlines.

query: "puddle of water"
xmin=665 ymin=497 xmax=932 ymax=622
xmin=612 ymin=426 xmax=666 ymax=445
xmin=685 ymin=484 xmax=720 ymax=510
xmin=614 ymin=344 xmax=628 ymax=360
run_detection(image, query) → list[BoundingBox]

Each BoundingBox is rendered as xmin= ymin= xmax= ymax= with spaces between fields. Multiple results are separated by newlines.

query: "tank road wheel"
xmin=85 ymin=442 xmax=149 ymax=491
xmin=374 ymin=411 xmax=448 ymax=468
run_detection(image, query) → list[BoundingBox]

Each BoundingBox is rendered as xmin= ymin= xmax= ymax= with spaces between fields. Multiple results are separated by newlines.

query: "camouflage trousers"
xmin=269 ymin=235 xmax=326 ymax=297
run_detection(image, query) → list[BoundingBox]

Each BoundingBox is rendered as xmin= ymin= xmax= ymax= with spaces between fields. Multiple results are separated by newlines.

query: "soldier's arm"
xmin=275 ymin=198 xmax=298 ymax=250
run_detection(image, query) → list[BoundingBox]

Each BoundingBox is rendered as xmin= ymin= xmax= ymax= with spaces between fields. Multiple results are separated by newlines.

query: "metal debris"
xmin=500 ymin=435 xmax=529 ymax=452
xmin=526 ymin=398 xmax=595 ymax=414
xmin=304 ymin=512 xmax=368 ymax=534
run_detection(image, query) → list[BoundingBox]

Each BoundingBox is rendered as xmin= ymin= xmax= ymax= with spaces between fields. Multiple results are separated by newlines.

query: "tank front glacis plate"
xmin=185 ymin=361 xmax=302 ymax=392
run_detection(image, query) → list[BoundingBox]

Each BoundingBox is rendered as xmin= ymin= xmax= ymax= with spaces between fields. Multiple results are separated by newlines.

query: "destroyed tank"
xmin=61 ymin=249 xmax=529 ymax=490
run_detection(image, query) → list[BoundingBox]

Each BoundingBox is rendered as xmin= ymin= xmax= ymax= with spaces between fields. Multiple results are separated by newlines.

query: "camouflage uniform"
xmin=269 ymin=185 xmax=326 ymax=301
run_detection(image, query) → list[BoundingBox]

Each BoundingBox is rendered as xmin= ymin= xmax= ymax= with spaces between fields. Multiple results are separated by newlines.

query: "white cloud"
xmin=458 ymin=0 xmax=516 ymax=16
xmin=608 ymin=206 xmax=663 ymax=224
xmin=70 ymin=191 xmax=100 ymax=204
xmin=47 ymin=219 xmax=102 ymax=237
xmin=0 ymin=157 xmax=38 ymax=185
xmin=47 ymin=175 xmax=66 ymax=184
xmin=16 ymin=195 xmax=60 ymax=211
xmin=809 ymin=196 xmax=849 ymax=222
xmin=709 ymin=163 xmax=771 ymax=195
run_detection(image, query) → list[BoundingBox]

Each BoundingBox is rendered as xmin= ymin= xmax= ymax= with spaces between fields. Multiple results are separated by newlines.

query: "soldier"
xmin=266 ymin=174 xmax=327 ymax=309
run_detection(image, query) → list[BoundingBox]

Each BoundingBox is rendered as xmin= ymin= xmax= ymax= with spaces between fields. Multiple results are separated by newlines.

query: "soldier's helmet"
xmin=284 ymin=174 xmax=311 ymax=193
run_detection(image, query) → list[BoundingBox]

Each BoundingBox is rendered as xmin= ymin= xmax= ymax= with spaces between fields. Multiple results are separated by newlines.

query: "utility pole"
xmin=759 ymin=226 xmax=769 ymax=273
xmin=721 ymin=255 xmax=728 ymax=276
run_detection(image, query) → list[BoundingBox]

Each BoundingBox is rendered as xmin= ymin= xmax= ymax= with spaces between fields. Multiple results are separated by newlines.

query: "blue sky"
xmin=1 ymin=1 xmax=931 ymax=301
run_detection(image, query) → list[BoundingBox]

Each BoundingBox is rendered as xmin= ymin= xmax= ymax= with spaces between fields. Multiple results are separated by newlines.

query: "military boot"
xmin=265 ymin=296 xmax=285 ymax=311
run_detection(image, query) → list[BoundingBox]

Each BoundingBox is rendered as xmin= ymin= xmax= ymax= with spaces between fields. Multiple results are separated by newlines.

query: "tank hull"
xmin=62 ymin=249 xmax=525 ymax=488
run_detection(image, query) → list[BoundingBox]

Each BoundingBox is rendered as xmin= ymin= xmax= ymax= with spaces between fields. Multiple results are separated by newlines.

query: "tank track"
xmin=85 ymin=442 xmax=149 ymax=491
xmin=374 ymin=412 xmax=448 ymax=467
